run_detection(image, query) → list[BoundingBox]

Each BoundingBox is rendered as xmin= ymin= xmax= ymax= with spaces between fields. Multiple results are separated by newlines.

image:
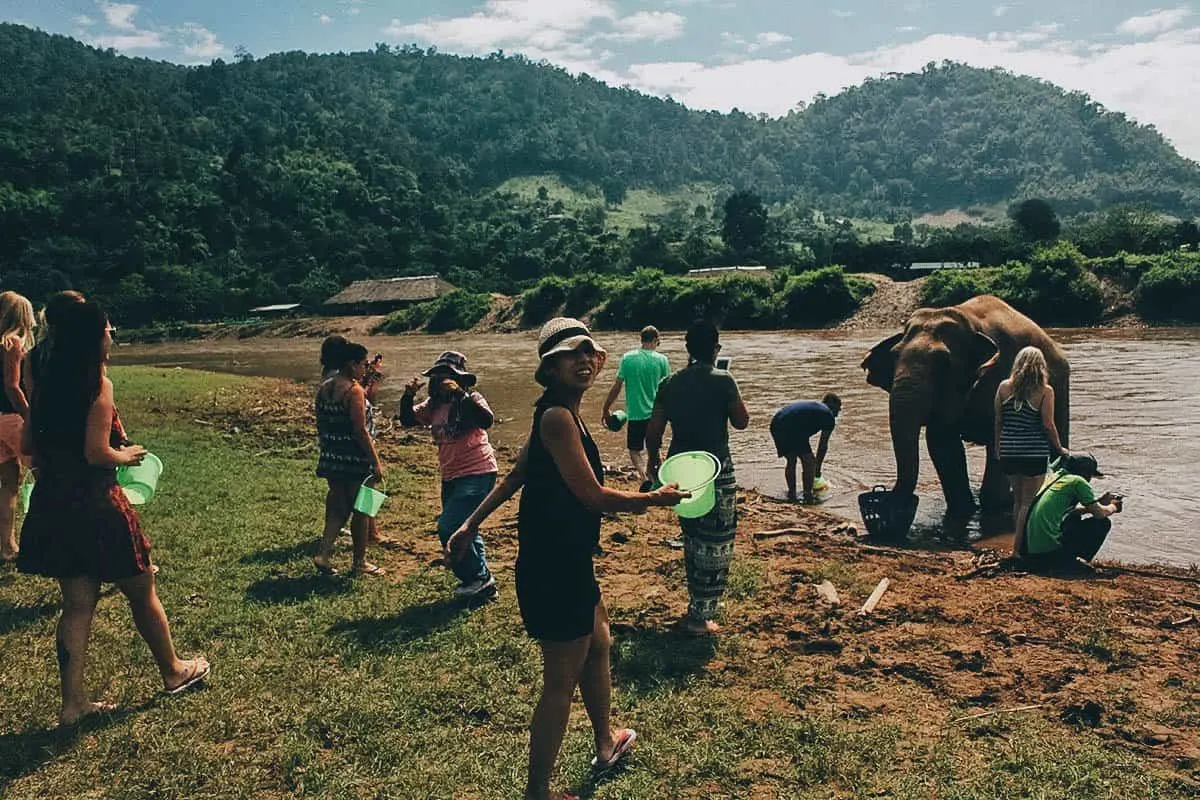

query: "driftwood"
xmin=951 ymin=704 xmax=1045 ymax=724
xmin=753 ymin=527 xmax=806 ymax=540
xmin=858 ymin=578 xmax=891 ymax=615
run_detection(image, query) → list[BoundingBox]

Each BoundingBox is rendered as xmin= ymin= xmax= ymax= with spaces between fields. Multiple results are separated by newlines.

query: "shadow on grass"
xmin=610 ymin=624 xmax=716 ymax=698
xmin=238 ymin=539 xmax=318 ymax=566
xmin=327 ymin=598 xmax=472 ymax=651
xmin=0 ymin=601 xmax=58 ymax=635
xmin=0 ymin=703 xmax=145 ymax=793
xmin=244 ymin=573 xmax=355 ymax=605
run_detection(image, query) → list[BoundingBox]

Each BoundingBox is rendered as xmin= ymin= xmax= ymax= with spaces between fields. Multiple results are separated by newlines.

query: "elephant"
xmin=861 ymin=294 xmax=1070 ymax=521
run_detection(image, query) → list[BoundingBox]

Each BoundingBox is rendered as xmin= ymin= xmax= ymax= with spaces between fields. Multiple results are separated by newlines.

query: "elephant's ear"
xmin=970 ymin=332 xmax=1000 ymax=380
xmin=862 ymin=331 xmax=904 ymax=391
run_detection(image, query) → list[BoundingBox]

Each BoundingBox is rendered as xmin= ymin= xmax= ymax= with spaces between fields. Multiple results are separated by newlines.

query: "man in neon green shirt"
xmin=1023 ymin=453 xmax=1121 ymax=566
xmin=602 ymin=326 xmax=670 ymax=491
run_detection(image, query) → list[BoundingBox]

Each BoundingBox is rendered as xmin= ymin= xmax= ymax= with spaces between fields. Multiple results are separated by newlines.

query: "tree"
xmin=1009 ymin=198 xmax=1061 ymax=241
xmin=722 ymin=190 xmax=768 ymax=255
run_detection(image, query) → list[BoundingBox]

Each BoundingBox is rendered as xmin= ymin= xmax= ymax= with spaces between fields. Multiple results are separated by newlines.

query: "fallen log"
xmin=752 ymin=527 xmax=806 ymax=540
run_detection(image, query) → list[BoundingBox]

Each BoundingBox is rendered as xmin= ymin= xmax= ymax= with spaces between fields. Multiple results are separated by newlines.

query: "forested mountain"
xmin=1 ymin=23 xmax=1198 ymax=322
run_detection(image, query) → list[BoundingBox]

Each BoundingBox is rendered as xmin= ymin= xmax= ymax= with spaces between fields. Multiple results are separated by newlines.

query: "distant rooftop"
xmin=686 ymin=266 xmax=772 ymax=278
xmin=324 ymin=275 xmax=456 ymax=306
xmin=249 ymin=303 xmax=301 ymax=313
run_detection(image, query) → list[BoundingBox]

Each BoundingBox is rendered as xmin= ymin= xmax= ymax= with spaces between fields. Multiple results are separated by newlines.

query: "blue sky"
xmin=4 ymin=1 xmax=1200 ymax=158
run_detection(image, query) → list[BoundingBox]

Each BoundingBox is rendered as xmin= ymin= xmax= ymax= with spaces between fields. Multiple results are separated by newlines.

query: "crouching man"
xmin=1022 ymin=453 xmax=1121 ymax=567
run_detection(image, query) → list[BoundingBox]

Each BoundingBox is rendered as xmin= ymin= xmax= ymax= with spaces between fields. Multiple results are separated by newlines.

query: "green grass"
xmin=497 ymin=175 xmax=720 ymax=232
xmin=0 ymin=368 xmax=1190 ymax=798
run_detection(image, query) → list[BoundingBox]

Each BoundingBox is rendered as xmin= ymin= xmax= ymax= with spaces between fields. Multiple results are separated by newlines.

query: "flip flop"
xmin=313 ymin=559 xmax=338 ymax=575
xmin=591 ymin=728 xmax=637 ymax=770
xmin=352 ymin=563 xmax=386 ymax=576
xmin=164 ymin=658 xmax=210 ymax=696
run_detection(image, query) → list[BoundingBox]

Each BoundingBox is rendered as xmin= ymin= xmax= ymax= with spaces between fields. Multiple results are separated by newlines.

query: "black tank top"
xmin=517 ymin=395 xmax=604 ymax=570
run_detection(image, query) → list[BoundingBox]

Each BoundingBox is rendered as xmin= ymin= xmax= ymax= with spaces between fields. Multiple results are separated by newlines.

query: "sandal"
xmin=352 ymin=563 xmax=386 ymax=576
xmin=164 ymin=658 xmax=211 ymax=696
xmin=313 ymin=558 xmax=338 ymax=576
xmin=591 ymin=728 xmax=637 ymax=770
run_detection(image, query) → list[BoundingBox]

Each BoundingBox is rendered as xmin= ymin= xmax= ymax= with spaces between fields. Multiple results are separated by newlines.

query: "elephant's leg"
xmin=926 ymin=425 xmax=976 ymax=518
xmin=979 ymin=445 xmax=1012 ymax=514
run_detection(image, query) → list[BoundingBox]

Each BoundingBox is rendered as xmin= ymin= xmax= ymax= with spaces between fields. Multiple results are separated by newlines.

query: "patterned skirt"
xmin=679 ymin=458 xmax=738 ymax=622
xmin=18 ymin=469 xmax=151 ymax=582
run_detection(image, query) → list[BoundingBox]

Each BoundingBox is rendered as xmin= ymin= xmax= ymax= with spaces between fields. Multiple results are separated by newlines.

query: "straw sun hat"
xmin=535 ymin=317 xmax=606 ymax=386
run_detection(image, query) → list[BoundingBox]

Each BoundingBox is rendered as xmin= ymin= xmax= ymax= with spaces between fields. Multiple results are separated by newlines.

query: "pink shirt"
xmin=411 ymin=392 xmax=499 ymax=481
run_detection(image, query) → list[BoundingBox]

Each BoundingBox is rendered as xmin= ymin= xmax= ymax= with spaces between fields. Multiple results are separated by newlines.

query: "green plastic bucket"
xmin=813 ymin=476 xmax=830 ymax=493
xmin=19 ymin=475 xmax=33 ymax=514
xmin=116 ymin=452 xmax=163 ymax=505
xmin=659 ymin=451 xmax=720 ymax=519
xmin=353 ymin=481 xmax=388 ymax=517
xmin=605 ymin=409 xmax=628 ymax=432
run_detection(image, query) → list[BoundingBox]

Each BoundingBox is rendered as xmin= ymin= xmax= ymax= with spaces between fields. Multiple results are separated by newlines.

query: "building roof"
xmin=685 ymin=266 xmax=772 ymax=278
xmin=323 ymin=275 xmax=456 ymax=306
xmin=249 ymin=303 xmax=301 ymax=313
xmin=908 ymin=262 xmax=981 ymax=271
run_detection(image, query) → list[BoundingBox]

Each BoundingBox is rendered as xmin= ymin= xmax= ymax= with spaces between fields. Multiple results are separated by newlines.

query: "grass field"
xmin=0 ymin=368 xmax=1195 ymax=799
xmin=497 ymin=176 xmax=720 ymax=233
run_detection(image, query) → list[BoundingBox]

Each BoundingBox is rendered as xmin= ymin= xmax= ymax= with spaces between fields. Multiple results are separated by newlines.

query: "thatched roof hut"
xmin=323 ymin=275 xmax=457 ymax=314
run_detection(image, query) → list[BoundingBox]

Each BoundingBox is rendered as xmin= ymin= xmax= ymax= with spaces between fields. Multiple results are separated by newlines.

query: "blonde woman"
xmin=0 ymin=290 xmax=36 ymax=562
xmin=994 ymin=346 xmax=1069 ymax=556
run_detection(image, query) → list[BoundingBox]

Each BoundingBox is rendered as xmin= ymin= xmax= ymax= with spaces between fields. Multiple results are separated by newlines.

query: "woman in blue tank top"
xmin=448 ymin=318 xmax=685 ymax=800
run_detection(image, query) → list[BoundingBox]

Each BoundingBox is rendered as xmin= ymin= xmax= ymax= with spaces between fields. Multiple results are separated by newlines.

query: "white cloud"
xmin=1117 ymin=7 xmax=1191 ymax=37
xmin=896 ymin=25 xmax=919 ymax=33
xmin=341 ymin=0 xmax=364 ymax=15
xmin=831 ymin=9 xmax=856 ymax=18
xmin=386 ymin=0 xmax=617 ymax=52
xmin=609 ymin=11 xmax=685 ymax=42
xmin=757 ymin=31 xmax=792 ymax=47
xmin=92 ymin=30 xmax=164 ymax=50
xmin=99 ymin=2 xmax=139 ymax=31
xmin=179 ymin=22 xmax=227 ymax=60
xmin=319 ymin=13 xmax=333 ymax=24
xmin=74 ymin=14 xmax=96 ymax=26
xmin=993 ymin=5 xmax=1011 ymax=17
xmin=721 ymin=30 xmax=794 ymax=55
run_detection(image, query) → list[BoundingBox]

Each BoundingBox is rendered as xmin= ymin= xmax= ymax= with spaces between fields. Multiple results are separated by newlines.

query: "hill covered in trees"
xmin=1 ymin=22 xmax=1199 ymax=322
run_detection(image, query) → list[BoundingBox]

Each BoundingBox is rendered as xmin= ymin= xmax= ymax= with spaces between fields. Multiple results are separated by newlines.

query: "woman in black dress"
xmin=450 ymin=318 xmax=686 ymax=800
xmin=18 ymin=301 xmax=209 ymax=724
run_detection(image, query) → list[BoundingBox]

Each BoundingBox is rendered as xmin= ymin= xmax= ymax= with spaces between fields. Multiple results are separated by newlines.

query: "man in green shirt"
xmin=1023 ymin=453 xmax=1121 ymax=567
xmin=602 ymin=325 xmax=670 ymax=491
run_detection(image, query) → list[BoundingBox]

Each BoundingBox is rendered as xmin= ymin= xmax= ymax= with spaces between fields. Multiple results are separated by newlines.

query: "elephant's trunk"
xmin=889 ymin=375 xmax=929 ymax=498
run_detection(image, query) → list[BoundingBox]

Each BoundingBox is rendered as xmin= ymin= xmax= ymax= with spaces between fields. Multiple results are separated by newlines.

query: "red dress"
xmin=17 ymin=410 xmax=151 ymax=582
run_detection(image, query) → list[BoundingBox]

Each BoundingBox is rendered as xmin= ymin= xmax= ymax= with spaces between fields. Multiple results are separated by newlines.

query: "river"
xmin=115 ymin=327 xmax=1200 ymax=568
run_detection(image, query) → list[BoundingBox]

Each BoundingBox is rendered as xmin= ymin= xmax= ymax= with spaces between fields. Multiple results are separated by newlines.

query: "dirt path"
xmin=841 ymin=273 xmax=926 ymax=330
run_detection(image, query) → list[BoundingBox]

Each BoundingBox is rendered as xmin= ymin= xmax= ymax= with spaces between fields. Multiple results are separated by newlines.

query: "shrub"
xmin=1135 ymin=255 xmax=1200 ymax=320
xmin=920 ymin=268 xmax=1000 ymax=307
xmin=563 ymin=274 xmax=613 ymax=318
xmin=996 ymin=242 xmax=1104 ymax=325
xmin=519 ymin=276 xmax=568 ymax=327
xmin=778 ymin=267 xmax=874 ymax=327
xmin=375 ymin=291 xmax=491 ymax=334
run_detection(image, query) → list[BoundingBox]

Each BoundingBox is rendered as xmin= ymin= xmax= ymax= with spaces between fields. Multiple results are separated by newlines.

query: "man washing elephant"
xmin=862 ymin=295 xmax=1070 ymax=534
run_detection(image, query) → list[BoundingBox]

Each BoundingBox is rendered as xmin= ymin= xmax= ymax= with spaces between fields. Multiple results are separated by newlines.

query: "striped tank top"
xmin=315 ymin=379 xmax=374 ymax=481
xmin=997 ymin=395 xmax=1047 ymax=459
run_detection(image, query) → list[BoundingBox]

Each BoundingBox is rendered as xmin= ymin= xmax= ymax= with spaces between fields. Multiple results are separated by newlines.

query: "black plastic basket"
xmin=857 ymin=486 xmax=919 ymax=538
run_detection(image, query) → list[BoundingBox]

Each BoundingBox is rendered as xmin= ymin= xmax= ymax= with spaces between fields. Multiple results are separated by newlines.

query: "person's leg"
xmin=349 ymin=506 xmax=383 ymax=575
xmin=576 ymin=602 xmax=618 ymax=760
xmin=783 ymin=455 xmax=797 ymax=501
xmin=1061 ymin=514 xmax=1111 ymax=562
xmin=1011 ymin=475 xmax=1042 ymax=557
xmin=527 ymin=635 xmax=591 ymax=800
xmin=0 ymin=459 xmax=19 ymax=559
xmin=681 ymin=481 xmax=737 ymax=634
xmin=798 ymin=447 xmax=817 ymax=502
xmin=56 ymin=577 xmax=103 ymax=724
xmin=315 ymin=479 xmax=353 ymax=571
xmin=115 ymin=572 xmax=208 ymax=689
xmin=627 ymin=420 xmax=648 ymax=485
xmin=439 ymin=474 xmax=496 ymax=586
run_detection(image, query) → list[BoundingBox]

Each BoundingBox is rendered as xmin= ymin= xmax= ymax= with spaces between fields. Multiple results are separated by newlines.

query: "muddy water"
xmin=115 ymin=327 xmax=1200 ymax=567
